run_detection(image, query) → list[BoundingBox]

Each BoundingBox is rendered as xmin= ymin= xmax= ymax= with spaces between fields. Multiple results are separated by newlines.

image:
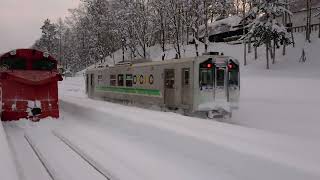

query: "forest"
xmin=32 ymin=0 xmax=317 ymax=72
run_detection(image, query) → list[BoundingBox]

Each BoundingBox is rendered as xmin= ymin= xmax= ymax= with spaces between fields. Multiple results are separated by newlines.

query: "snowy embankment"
xmin=58 ymin=96 xmax=320 ymax=180
xmin=0 ymin=122 xmax=19 ymax=180
xmin=53 ymin=32 xmax=320 ymax=179
xmin=73 ymin=33 xmax=320 ymax=139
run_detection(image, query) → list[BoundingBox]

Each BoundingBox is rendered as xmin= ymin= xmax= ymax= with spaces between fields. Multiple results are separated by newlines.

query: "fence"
xmin=292 ymin=23 xmax=320 ymax=33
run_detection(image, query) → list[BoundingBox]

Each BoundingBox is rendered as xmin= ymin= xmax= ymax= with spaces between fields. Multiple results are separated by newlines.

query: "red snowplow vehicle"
xmin=0 ymin=49 xmax=63 ymax=121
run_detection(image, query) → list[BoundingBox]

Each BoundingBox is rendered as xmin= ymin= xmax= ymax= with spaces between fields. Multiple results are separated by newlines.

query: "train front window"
xmin=229 ymin=71 xmax=239 ymax=86
xmin=199 ymin=69 xmax=213 ymax=89
xmin=0 ymin=57 xmax=26 ymax=70
xmin=199 ymin=58 xmax=214 ymax=89
xmin=32 ymin=60 xmax=55 ymax=70
xmin=216 ymin=68 xmax=225 ymax=87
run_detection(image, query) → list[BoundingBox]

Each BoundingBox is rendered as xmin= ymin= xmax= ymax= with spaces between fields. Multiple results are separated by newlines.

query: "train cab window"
xmin=216 ymin=68 xmax=225 ymax=87
xmin=0 ymin=57 xmax=26 ymax=70
xmin=110 ymin=75 xmax=116 ymax=86
xmin=118 ymin=74 xmax=124 ymax=86
xmin=182 ymin=68 xmax=190 ymax=86
xmin=229 ymin=71 xmax=239 ymax=86
xmin=32 ymin=60 xmax=55 ymax=70
xmin=126 ymin=74 xmax=133 ymax=87
xmin=199 ymin=69 xmax=213 ymax=89
xmin=199 ymin=59 xmax=214 ymax=89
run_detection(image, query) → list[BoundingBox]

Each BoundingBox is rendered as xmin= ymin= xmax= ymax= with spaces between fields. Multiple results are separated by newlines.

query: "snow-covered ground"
xmin=77 ymin=33 xmax=320 ymax=140
xmin=1 ymin=33 xmax=320 ymax=179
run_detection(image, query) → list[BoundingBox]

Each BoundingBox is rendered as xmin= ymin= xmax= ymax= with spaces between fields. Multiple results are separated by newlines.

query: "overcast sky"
xmin=0 ymin=0 xmax=80 ymax=54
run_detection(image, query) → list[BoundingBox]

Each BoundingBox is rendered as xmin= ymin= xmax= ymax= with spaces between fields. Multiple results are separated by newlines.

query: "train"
xmin=0 ymin=49 xmax=63 ymax=121
xmin=86 ymin=52 xmax=240 ymax=118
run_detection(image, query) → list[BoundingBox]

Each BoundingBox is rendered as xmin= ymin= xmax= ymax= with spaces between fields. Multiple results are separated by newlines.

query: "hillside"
xmin=74 ymin=33 xmax=320 ymax=140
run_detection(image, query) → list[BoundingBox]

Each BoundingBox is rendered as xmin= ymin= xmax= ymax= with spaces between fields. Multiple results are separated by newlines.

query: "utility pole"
xmin=243 ymin=0 xmax=247 ymax=66
xmin=59 ymin=32 xmax=62 ymax=66
xmin=204 ymin=0 xmax=209 ymax=53
xmin=306 ymin=0 xmax=312 ymax=42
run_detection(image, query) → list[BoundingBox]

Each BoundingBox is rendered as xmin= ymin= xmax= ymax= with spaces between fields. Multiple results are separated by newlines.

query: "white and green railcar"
xmin=86 ymin=53 xmax=240 ymax=117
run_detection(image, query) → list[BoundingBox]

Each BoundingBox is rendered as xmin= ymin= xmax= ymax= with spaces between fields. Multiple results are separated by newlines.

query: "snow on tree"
xmin=32 ymin=0 xmax=248 ymax=71
xmin=242 ymin=0 xmax=292 ymax=69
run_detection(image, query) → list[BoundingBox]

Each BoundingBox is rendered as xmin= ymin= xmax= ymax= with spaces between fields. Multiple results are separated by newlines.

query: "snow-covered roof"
xmin=199 ymin=16 xmax=242 ymax=38
xmin=290 ymin=0 xmax=320 ymax=13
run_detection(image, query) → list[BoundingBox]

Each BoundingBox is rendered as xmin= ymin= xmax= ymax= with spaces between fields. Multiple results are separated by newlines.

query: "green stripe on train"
xmin=96 ymin=86 xmax=161 ymax=96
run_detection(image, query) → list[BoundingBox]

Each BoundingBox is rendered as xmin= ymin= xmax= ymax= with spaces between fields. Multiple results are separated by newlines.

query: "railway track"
xmin=5 ymin=125 xmax=114 ymax=180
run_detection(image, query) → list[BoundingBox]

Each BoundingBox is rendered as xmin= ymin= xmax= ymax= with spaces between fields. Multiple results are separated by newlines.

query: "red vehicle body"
xmin=0 ymin=49 xmax=63 ymax=121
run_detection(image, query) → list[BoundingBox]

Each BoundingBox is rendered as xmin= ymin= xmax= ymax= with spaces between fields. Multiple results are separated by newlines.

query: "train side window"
xmin=165 ymin=70 xmax=175 ymax=89
xmin=110 ymin=75 xmax=116 ymax=86
xmin=118 ymin=74 xmax=124 ymax=86
xmin=182 ymin=68 xmax=190 ymax=85
xmin=97 ymin=74 xmax=103 ymax=85
xmin=126 ymin=74 xmax=133 ymax=87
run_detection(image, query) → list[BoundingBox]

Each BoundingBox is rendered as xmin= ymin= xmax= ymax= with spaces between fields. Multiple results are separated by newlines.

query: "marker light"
xmin=43 ymin=52 xmax=49 ymax=58
xmin=207 ymin=64 xmax=212 ymax=68
xmin=10 ymin=50 xmax=16 ymax=56
xmin=228 ymin=64 xmax=233 ymax=69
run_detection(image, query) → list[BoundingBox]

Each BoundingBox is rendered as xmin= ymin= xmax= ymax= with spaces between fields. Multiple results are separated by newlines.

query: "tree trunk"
xmin=272 ymin=40 xmax=276 ymax=64
xmin=243 ymin=0 xmax=247 ymax=66
xmin=288 ymin=15 xmax=295 ymax=47
xmin=195 ymin=21 xmax=200 ymax=57
xmin=254 ymin=36 xmax=257 ymax=60
xmin=236 ymin=0 xmax=239 ymax=15
xmin=204 ymin=0 xmax=209 ymax=53
xmin=318 ymin=19 xmax=320 ymax=38
xmin=306 ymin=0 xmax=312 ymax=42
xmin=269 ymin=41 xmax=273 ymax=62
xmin=160 ymin=11 xmax=166 ymax=60
xmin=248 ymin=37 xmax=252 ymax=53
xmin=122 ymin=40 xmax=125 ymax=62
xmin=266 ymin=42 xmax=270 ymax=69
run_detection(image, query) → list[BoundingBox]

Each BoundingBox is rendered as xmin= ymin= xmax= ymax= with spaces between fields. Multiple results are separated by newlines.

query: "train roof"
xmin=0 ymin=49 xmax=57 ymax=63
xmin=131 ymin=57 xmax=196 ymax=67
xmin=87 ymin=55 xmax=237 ymax=72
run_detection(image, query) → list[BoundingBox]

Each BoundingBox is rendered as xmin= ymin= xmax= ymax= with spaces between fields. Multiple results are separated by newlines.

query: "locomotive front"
xmin=195 ymin=54 xmax=240 ymax=118
xmin=0 ymin=49 xmax=63 ymax=121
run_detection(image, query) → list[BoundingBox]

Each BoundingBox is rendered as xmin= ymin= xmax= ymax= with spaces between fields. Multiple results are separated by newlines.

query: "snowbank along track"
xmin=6 ymin=126 xmax=114 ymax=180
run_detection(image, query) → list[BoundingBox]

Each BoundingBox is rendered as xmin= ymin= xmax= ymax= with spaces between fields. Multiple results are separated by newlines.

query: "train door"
xmin=227 ymin=60 xmax=240 ymax=103
xmin=86 ymin=74 xmax=89 ymax=94
xmin=0 ymin=87 xmax=2 ymax=115
xmin=181 ymin=68 xmax=191 ymax=105
xmin=214 ymin=67 xmax=227 ymax=100
xmin=164 ymin=69 xmax=175 ymax=107
xmin=90 ymin=74 xmax=94 ymax=95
